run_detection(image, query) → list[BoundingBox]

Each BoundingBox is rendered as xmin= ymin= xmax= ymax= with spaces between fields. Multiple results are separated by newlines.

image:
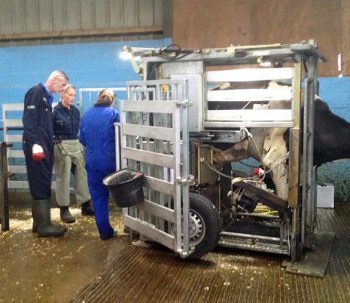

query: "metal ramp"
xmin=120 ymin=79 xmax=192 ymax=257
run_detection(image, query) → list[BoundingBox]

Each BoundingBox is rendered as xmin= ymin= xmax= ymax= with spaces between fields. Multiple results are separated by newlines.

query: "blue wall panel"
xmin=0 ymin=38 xmax=171 ymax=107
xmin=319 ymin=76 xmax=350 ymax=122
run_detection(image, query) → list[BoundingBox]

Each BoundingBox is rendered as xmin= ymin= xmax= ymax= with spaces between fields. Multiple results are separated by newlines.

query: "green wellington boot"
xmin=32 ymin=200 xmax=67 ymax=237
xmin=60 ymin=206 xmax=76 ymax=223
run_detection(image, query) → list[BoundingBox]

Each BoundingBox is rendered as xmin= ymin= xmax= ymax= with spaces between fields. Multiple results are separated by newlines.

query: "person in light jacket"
xmin=79 ymin=89 xmax=120 ymax=240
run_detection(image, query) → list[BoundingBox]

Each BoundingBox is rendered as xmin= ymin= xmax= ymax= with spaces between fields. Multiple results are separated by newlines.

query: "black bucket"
xmin=103 ymin=168 xmax=145 ymax=208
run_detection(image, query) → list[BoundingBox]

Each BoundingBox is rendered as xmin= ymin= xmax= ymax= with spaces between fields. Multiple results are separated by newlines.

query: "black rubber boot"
xmin=60 ymin=206 xmax=76 ymax=223
xmin=81 ymin=200 xmax=94 ymax=216
xmin=32 ymin=200 xmax=67 ymax=237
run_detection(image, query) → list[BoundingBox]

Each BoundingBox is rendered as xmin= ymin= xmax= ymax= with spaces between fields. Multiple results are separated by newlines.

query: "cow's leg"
xmin=262 ymin=134 xmax=289 ymax=200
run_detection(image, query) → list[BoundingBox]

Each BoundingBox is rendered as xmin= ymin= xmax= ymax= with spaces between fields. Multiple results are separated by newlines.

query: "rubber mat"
xmin=72 ymin=205 xmax=350 ymax=303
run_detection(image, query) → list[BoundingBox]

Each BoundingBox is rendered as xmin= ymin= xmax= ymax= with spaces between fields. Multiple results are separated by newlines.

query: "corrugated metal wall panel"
xmin=110 ymin=0 xmax=124 ymax=28
xmin=124 ymin=0 xmax=139 ymax=28
xmin=95 ymin=0 xmax=110 ymax=29
xmin=80 ymin=0 xmax=95 ymax=29
xmin=39 ymin=0 xmax=52 ymax=32
xmin=140 ymin=0 xmax=155 ymax=26
xmin=0 ymin=0 xmax=168 ymax=45
xmin=0 ymin=1 xmax=12 ymax=34
xmin=66 ymin=0 xmax=81 ymax=30
xmin=52 ymin=0 xmax=66 ymax=31
xmin=12 ymin=0 xmax=26 ymax=33
xmin=154 ymin=0 xmax=164 ymax=26
xmin=25 ymin=0 xmax=40 ymax=33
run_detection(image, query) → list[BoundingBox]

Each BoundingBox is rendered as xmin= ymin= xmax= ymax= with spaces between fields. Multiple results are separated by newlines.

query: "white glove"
xmin=32 ymin=144 xmax=45 ymax=161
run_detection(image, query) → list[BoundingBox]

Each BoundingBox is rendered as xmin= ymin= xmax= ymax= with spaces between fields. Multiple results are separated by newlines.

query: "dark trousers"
xmin=23 ymin=141 xmax=53 ymax=200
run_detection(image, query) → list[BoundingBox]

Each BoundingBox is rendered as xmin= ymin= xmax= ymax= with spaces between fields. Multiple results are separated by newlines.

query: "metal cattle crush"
xmin=118 ymin=41 xmax=325 ymax=261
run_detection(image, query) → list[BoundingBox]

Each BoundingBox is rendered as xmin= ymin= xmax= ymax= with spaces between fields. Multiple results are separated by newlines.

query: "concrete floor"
xmin=0 ymin=195 xmax=126 ymax=303
xmin=1 ymin=195 xmax=350 ymax=303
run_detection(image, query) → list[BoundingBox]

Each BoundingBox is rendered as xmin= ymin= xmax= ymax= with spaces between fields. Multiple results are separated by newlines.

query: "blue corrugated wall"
xmin=0 ymin=40 xmax=349 ymax=201
xmin=0 ymin=38 xmax=171 ymax=109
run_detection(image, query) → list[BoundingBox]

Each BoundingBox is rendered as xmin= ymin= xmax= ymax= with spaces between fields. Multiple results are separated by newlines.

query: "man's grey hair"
xmin=47 ymin=70 xmax=69 ymax=82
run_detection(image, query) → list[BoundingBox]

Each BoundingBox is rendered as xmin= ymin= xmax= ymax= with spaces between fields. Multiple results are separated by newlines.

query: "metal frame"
xmin=121 ymin=41 xmax=324 ymax=260
xmin=120 ymin=79 xmax=192 ymax=257
xmin=78 ymin=87 xmax=126 ymax=113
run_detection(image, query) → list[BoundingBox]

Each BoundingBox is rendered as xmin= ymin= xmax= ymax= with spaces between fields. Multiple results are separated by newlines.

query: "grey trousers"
xmin=54 ymin=140 xmax=91 ymax=207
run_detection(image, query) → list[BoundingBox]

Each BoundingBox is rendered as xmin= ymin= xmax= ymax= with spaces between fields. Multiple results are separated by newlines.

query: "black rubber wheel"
xmin=187 ymin=193 xmax=222 ymax=259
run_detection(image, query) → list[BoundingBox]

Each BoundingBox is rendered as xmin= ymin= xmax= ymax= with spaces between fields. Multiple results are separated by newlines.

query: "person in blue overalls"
xmin=79 ymin=89 xmax=120 ymax=240
xmin=53 ymin=83 xmax=93 ymax=224
xmin=22 ymin=70 xmax=68 ymax=237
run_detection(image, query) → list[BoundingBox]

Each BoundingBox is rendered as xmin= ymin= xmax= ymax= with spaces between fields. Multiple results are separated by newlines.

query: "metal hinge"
xmin=176 ymin=99 xmax=192 ymax=107
xmin=176 ymin=174 xmax=195 ymax=185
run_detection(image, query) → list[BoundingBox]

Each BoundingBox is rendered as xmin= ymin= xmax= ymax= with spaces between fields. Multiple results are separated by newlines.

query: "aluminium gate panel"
xmin=120 ymin=79 xmax=191 ymax=257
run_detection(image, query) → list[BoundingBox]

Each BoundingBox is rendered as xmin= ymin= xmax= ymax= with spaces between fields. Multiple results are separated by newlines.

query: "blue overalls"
xmin=79 ymin=105 xmax=120 ymax=240
xmin=22 ymin=83 xmax=54 ymax=200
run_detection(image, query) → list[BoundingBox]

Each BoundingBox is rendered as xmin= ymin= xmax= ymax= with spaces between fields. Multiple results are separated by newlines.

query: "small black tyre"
xmin=187 ymin=193 xmax=222 ymax=259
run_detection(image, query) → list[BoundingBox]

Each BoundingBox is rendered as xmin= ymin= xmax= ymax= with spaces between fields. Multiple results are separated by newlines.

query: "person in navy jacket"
xmin=22 ymin=70 xmax=68 ymax=237
xmin=53 ymin=84 xmax=93 ymax=224
xmin=79 ymin=89 xmax=120 ymax=240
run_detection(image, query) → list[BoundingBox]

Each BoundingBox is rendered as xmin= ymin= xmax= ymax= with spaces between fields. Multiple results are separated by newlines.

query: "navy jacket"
xmin=53 ymin=102 xmax=81 ymax=140
xmin=79 ymin=105 xmax=120 ymax=174
xmin=22 ymin=83 xmax=54 ymax=151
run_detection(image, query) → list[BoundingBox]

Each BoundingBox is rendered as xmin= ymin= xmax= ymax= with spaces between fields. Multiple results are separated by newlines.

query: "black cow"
xmin=313 ymin=98 xmax=350 ymax=166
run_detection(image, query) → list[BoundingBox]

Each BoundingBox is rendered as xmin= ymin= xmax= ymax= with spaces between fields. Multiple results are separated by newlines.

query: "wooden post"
xmin=0 ymin=142 xmax=9 ymax=231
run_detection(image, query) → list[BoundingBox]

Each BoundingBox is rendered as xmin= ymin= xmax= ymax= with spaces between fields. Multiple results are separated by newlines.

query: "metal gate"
xmin=120 ymin=79 xmax=192 ymax=257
